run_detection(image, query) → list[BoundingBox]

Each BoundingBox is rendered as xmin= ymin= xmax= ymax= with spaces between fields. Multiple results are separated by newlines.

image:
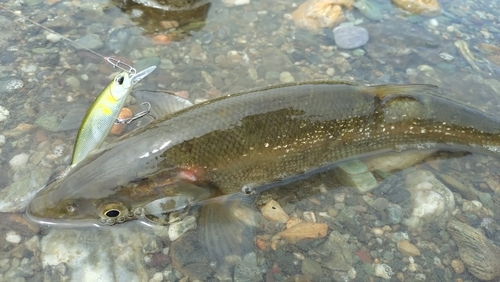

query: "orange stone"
xmin=291 ymin=0 xmax=351 ymax=31
xmin=278 ymin=222 xmax=328 ymax=244
xmin=110 ymin=107 xmax=132 ymax=135
xmin=152 ymin=34 xmax=171 ymax=45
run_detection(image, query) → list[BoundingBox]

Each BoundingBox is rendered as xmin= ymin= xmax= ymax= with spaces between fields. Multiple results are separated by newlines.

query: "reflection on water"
xmin=0 ymin=0 xmax=500 ymax=281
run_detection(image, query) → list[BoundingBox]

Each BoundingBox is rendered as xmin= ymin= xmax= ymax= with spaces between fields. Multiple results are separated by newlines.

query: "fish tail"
xmin=362 ymin=84 xmax=438 ymax=99
xmin=198 ymin=194 xmax=258 ymax=266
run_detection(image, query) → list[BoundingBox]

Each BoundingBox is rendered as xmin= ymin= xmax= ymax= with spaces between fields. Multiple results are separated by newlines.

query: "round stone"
xmin=333 ymin=25 xmax=369 ymax=49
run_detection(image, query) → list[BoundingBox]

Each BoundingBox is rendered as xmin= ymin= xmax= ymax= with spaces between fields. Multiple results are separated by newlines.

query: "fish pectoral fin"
xmin=199 ymin=194 xmax=259 ymax=265
xmin=133 ymin=89 xmax=193 ymax=119
xmin=363 ymin=84 xmax=438 ymax=100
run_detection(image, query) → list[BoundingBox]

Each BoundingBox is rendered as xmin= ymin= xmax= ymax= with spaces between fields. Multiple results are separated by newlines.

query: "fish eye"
xmin=105 ymin=209 xmax=120 ymax=218
xmin=116 ymin=75 xmax=125 ymax=85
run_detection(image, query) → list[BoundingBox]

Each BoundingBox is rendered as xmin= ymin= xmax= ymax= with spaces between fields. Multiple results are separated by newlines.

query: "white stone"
xmin=46 ymin=33 xmax=62 ymax=42
xmin=6 ymin=231 xmax=21 ymax=244
xmin=149 ymin=272 xmax=163 ymax=282
xmin=0 ymin=135 xmax=5 ymax=147
xmin=0 ymin=105 xmax=9 ymax=122
xmin=373 ymin=263 xmax=393 ymax=279
xmin=9 ymin=153 xmax=29 ymax=171
xmin=403 ymin=170 xmax=455 ymax=230
xmin=221 ymin=0 xmax=250 ymax=6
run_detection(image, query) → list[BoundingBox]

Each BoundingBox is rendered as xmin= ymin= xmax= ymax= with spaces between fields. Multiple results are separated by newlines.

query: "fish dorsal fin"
xmin=362 ymin=84 xmax=438 ymax=100
xmin=133 ymin=90 xmax=194 ymax=118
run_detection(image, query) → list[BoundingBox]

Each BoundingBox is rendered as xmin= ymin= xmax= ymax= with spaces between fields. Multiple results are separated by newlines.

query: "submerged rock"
xmin=334 ymin=159 xmax=377 ymax=193
xmin=41 ymin=225 xmax=153 ymax=281
xmin=291 ymin=0 xmax=353 ymax=31
xmin=403 ymin=170 xmax=455 ymax=230
xmin=447 ymin=220 xmax=500 ymax=281
xmin=333 ymin=25 xmax=369 ymax=49
xmin=391 ymin=0 xmax=441 ymax=16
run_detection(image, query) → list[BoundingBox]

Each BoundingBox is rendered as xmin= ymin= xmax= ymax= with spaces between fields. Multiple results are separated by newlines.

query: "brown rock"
xmin=391 ymin=0 xmax=441 ymax=15
xmin=261 ymin=200 xmax=289 ymax=223
xmin=397 ymin=240 xmax=421 ymax=257
xmin=291 ymin=0 xmax=352 ymax=31
xmin=278 ymin=222 xmax=328 ymax=244
xmin=4 ymin=123 xmax=36 ymax=137
xmin=447 ymin=220 xmax=500 ymax=281
xmin=110 ymin=108 xmax=132 ymax=135
xmin=451 ymin=259 xmax=465 ymax=274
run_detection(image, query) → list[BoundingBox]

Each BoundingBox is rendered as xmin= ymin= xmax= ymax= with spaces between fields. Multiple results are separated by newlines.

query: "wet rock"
xmin=233 ymin=262 xmax=261 ymax=282
xmin=9 ymin=153 xmax=30 ymax=172
xmin=0 ymin=135 xmax=5 ymax=147
xmin=373 ymin=263 xmax=393 ymax=279
xmin=279 ymin=72 xmax=295 ymax=83
xmin=0 ymin=105 xmax=9 ymax=122
xmin=403 ymin=170 xmax=455 ymax=230
xmin=333 ymin=25 xmax=369 ymax=49
xmin=57 ymin=108 xmax=87 ymax=131
xmin=353 ymin=0 xmax=383 ymax=21
xmin=41 ymin=225 xmax=151 ymax=281
xmin=291 ymin=0 xmax=352 ymax=31
xmin=301 ymin=257 xmax=323 ymax=281
xmin=447 ymin=220 xmax=500 ymax=281
xmin=391 ymin=0 xmax=441 ymax=16
xmin=106 ymin=27 xmax=131 ymax=53
xmin=221 ymin=0 xmax=250 ymax=6
xmin=0 ymin=166 xmax=52 ymax=212
xmin=386 ymin=204 xmax=403 ymax=224
xmin=74 ymin=34 xmax=104 ymax=50
xmin=0 ymin=77 xmax=24 ymax=93
xmin=5 ymin=231 xmax=22 ymax=244
xmin=334 ymin=160 xmax=377 ymax=193
xmin=35 ymin=114 xmax=60 ymax=132
xmin=170 ymin=231 xmax=214 ymax=280
xmin=320 ymin=231 xmax=353 ymax=271
xmin=261 ymin=200 xmax=289 ymax=223
xmin=451 ymin=259 xmax=465 ymax=274
xmin=4 ymin=123 xmax=36 ymax=138
xmin=396 ymin=240 xmax=420 ymax=256
xmin=278 ymin=222 xmax=328 ymax=244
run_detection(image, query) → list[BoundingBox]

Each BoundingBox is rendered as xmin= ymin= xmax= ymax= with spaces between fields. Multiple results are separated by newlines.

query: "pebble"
xmin=6 ymin=231 xmax=22 ymax=244
xmin=373 ymin=263 xmax=393 ymax=279
xmin=0 ymin=134 xmax=5 ymax=147
xmin=46 ymin=33 xmax=62 ymax=42
xmin=0 ymin=77 xmax=24 ymax=93
xmin=386 ymin=204 xmax=403 ymax=224
xmin=9 ymin=153 xmax=30 ymax=172
xmin=74 ymin=34 xmax=104 ymax=50
xmin=149 ymin=272 xmax=163 ymax=282
xmin=0 ymin=105 xmax=9 ymax=122
xmin=261 ymin=200 xmax=289 ymax=223
xmin=396 ymin=240 xmax=421 ymax=256
xmin=279 ymin=71 xmax=295 ymax=83
xmin=451 ymin=259 xmax=465 ymax=274
xmin=278 ymin=222 xmax=328 ymax=244
xmin=333 ymin=25 xmax=369 ymax=49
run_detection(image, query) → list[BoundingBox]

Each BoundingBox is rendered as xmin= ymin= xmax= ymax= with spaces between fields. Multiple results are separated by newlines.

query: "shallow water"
xmin=1 ymin=0 xmax=500 ymax=281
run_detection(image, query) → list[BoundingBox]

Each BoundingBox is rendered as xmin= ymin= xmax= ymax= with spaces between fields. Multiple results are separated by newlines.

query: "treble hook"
xmin=115 ymin=102 xmax=155 ymax=125
xmin=105 ymin=57 xmax=137 ymax=75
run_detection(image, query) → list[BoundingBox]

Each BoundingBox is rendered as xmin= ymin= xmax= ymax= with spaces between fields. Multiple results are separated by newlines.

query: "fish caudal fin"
xmin=363 ymin=84 xmax=438 ymax=99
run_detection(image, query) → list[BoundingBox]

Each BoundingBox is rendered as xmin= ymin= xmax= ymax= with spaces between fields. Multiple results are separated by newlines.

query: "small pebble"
xmin=6 ymin=230 xmax=21 ymax=244
xmin=0 ymin=135 xmax=5 ymax=147
xmin=0 ymin=105 xmax=9 ymax=122
xmin=451 ymin=259 xmax=465 ymax=274
xmin=279 ymin=71 xmax=295 ymax=83
xmin=9 ymin=153 xmax=30 ymax=171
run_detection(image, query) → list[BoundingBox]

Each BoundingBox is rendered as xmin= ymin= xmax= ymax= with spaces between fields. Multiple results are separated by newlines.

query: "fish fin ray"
xmin=133 ymin=89 xmax=193 ymax=119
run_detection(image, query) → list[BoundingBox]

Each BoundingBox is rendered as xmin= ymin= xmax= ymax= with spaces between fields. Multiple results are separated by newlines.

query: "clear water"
xmin=0 ymin=0 xmax=500 ymax=281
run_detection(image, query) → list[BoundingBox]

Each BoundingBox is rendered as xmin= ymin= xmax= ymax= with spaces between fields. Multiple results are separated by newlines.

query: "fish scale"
xmin=26 ymin=81 xmax=500 ymax=226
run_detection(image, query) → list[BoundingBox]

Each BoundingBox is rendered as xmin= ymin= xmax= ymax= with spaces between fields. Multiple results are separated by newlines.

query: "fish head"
xmin=26 ymin=153 xmax=217 ymax=227
xmin=109 ymin=71 xmax=133 ymax=101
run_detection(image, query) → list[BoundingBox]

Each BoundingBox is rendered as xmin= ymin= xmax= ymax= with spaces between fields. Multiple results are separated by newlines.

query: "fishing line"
xmin=0 ymin=4 xmax=136 ymax=73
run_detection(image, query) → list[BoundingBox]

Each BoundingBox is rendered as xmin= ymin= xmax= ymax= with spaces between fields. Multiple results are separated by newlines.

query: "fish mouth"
xmin=25 ymin=206 xmax=102 ymax=228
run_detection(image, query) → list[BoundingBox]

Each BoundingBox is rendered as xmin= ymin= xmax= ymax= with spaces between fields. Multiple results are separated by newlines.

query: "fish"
xmin=26 ymin=80 xmax=500 ymax=227
xmin=70 ymin=66 xmax=156 ymax=166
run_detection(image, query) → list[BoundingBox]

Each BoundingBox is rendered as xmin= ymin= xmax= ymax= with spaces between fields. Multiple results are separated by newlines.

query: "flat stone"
xmin=333 ymin=25 xmax=369 ymax=49
xmin=261 ymin=200 xmax=289 ymax=223
xmin=396 ymin=240 xmax=420 ymax=256
xmin=334 ymin=160 xmax=378 ymax=193
xmin=278 ymin=222 xmax=328 ymax=244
